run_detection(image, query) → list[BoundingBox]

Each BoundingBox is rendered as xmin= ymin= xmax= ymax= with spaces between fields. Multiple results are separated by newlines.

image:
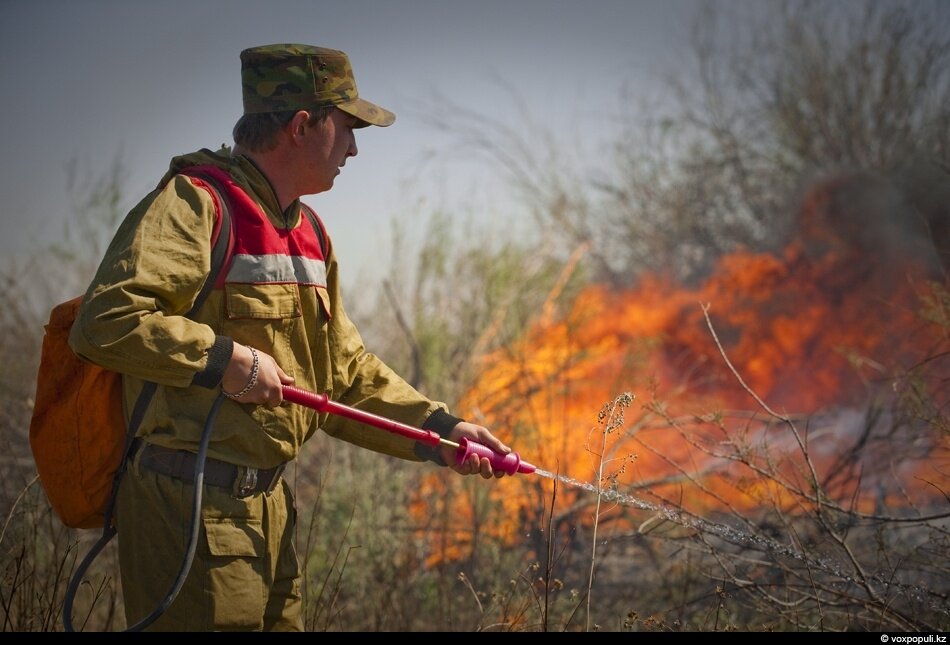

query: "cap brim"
xmin=338 ymin=97 xmax=395 ymax=128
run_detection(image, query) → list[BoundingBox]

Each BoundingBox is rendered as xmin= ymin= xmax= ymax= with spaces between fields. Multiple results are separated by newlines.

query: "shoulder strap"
xmin=182 ymin=170 xmax=234 ymax=312
xmin=301 ymin=202 xmax=329 ymax=259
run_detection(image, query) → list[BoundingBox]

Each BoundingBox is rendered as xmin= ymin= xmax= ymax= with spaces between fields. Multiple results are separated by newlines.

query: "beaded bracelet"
xmin=223 ymin=347 xmax=259 ymax=399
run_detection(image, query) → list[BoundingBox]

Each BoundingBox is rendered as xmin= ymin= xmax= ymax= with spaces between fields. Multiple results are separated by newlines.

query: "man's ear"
xmin=289 ymin=110 xmax=311 ymax=142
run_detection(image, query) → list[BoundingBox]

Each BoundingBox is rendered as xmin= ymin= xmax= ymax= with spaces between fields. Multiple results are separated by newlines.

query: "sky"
xmin=0 ymin=0 xmax=700 ymax=289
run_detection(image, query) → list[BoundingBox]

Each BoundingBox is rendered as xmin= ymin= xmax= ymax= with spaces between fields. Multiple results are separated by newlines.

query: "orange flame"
xmin=411 ymin=174 xmax=950 ymax=564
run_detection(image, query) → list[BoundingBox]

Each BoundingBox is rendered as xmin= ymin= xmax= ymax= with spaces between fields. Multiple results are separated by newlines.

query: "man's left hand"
xmin=440 ymin=422 xmax=511 ymax=479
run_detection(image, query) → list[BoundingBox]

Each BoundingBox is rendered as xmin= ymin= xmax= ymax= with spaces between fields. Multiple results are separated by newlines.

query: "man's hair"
xmin=232 ymin=106 xmax=335 ymax=152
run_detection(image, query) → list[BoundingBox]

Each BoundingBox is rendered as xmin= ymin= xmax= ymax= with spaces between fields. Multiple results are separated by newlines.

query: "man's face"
xmin=302 ymin=107 xmax=359 ymax=194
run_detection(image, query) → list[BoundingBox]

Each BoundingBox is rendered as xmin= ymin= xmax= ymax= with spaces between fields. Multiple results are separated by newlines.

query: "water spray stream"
xmin=531 ymin=468 xmax=948 ymax=617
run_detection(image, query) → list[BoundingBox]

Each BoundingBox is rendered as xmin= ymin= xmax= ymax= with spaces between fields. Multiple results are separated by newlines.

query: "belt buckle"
xmin=235 ymin=467 xmax=259 ymax=498
xmin=234 ymin=464 xmax=285 ymax=498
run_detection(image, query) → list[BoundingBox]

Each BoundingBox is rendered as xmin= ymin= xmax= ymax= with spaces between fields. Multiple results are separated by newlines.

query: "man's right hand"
xmin=221 ymin=343 xmax=294 ymax=407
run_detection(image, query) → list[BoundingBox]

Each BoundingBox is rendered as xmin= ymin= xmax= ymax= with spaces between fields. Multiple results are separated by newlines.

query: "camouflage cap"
xmin=240 ymin=44 xmax=395 ymax=127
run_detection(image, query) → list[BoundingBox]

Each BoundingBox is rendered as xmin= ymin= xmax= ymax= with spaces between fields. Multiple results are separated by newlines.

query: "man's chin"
xmin=307 ymin=180 xmax=333 ymax=195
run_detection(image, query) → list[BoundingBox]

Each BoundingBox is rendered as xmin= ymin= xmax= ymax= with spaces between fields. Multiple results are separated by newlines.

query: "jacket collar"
xmin=231 ymin=153 xmax=302 ymax=228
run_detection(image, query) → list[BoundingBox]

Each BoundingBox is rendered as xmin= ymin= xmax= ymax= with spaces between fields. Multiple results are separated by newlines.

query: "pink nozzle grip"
xmin=455 ymin=438 xmax=536 ymax=475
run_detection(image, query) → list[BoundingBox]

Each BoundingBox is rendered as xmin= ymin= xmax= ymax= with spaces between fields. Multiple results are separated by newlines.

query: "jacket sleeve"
xmin=68 ymin=175 xmax=232 ymax=388
xmin=318 ymin=247 xmax=462 ymax=464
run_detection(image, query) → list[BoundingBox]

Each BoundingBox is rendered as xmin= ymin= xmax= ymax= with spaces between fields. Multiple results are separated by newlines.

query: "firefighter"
xmin=69 ymin=43 xmax=511 ymax=631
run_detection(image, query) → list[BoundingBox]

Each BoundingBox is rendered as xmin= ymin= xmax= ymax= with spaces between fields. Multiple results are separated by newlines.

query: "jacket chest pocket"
xmin=225 ymin=283 xmax=301 ymax=320
xmin=222 ymin=283 xmax=300 ymax=353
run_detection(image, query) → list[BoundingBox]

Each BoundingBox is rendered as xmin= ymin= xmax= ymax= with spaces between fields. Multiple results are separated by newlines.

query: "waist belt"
xmin=134 ymin=440 xmax=286 ymax=498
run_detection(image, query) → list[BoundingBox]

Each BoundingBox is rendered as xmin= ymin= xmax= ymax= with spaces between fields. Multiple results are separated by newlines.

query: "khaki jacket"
xmin=70 ymin=147 xmax=449 ymax=469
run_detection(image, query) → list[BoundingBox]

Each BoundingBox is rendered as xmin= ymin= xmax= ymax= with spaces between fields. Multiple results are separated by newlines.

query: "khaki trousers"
xmin=115 ymin=447 xmax=302 ymax=631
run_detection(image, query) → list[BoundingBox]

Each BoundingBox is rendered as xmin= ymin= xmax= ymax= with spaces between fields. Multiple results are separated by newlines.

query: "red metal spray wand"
xmin=282 ymin=385 xmax=536 ymax=475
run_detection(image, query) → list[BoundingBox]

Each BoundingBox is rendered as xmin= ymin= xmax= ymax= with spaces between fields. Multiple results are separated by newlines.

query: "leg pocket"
xmin=203 ymin=517 xmax=265 ymax=631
